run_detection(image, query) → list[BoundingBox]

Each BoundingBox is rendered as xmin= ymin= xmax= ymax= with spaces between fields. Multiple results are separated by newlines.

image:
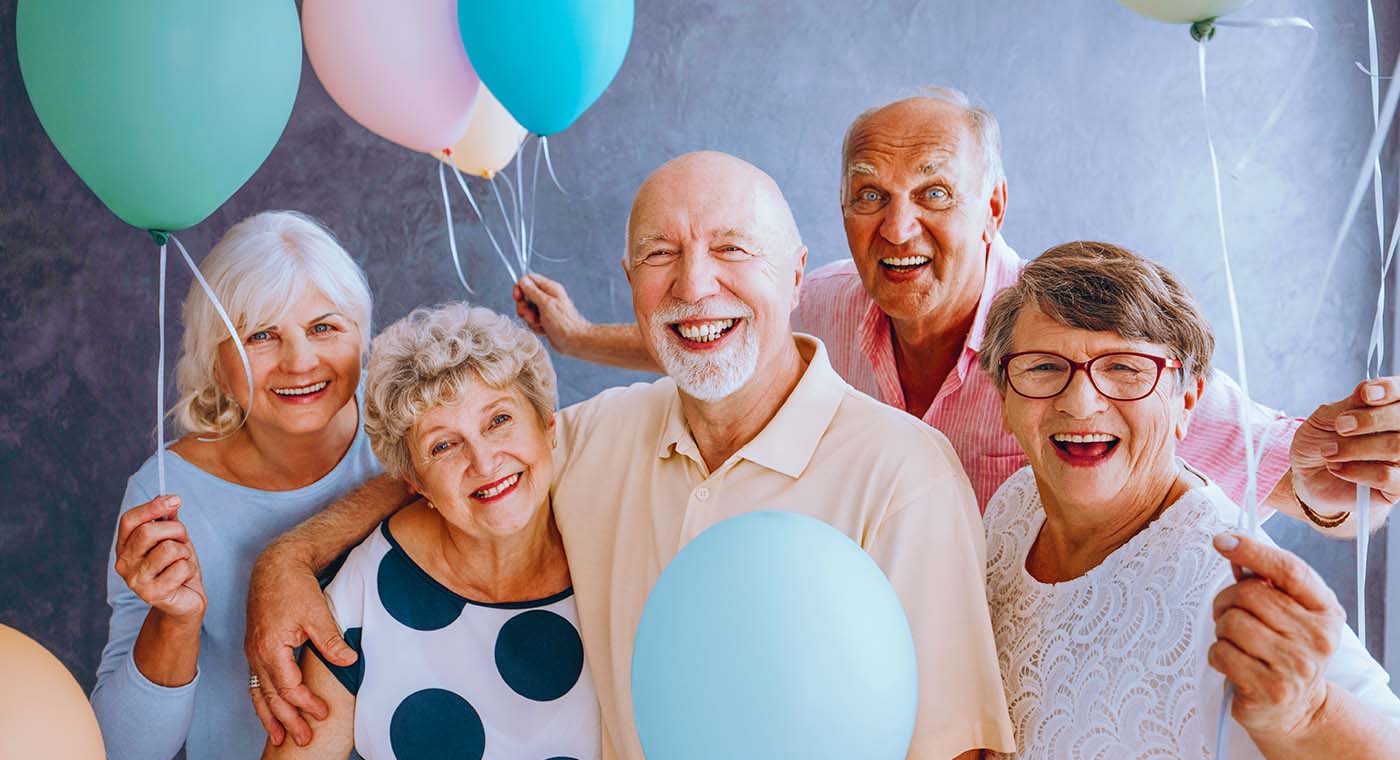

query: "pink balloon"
xmin=304 ymin=0 xmax=479 ymax=154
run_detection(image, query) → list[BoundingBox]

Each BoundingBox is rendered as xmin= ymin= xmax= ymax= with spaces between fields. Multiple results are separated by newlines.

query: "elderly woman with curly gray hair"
xmin=979 ymin=241 xmax=1400 ymax=759
xmin=262 ymin=302 xmax=599 ymax=760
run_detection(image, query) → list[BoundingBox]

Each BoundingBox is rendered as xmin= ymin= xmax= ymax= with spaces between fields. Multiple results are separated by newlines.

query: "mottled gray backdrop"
xmin=2 ymin=0 xmax=1398 ymax=694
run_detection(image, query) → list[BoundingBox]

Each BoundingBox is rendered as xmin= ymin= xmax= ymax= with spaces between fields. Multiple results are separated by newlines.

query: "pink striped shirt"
xmin=791 ymin=235 xmax=1299 ymax=510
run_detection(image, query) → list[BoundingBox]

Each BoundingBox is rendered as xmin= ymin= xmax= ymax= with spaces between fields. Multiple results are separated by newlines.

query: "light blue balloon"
xmin=631 ymin=511 xmax=918 ymax=760
xmin=457 ymin=0 xmax=633 ymax=136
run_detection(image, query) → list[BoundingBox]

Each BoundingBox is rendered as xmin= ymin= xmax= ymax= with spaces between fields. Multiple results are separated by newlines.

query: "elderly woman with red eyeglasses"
xmin=976 ymin=241 xmax=1400 ymax=759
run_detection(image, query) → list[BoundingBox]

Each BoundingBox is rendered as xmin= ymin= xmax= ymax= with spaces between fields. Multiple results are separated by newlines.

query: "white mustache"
xmin=651 ymin=300 xmax=754 ymax=326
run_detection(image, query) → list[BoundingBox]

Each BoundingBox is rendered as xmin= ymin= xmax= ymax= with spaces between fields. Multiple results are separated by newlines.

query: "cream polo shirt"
xmin=553 ymin=334 xmax=1015 ymax=759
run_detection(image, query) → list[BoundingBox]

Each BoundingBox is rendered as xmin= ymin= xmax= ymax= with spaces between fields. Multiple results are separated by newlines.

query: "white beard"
xmin=648 ymin=301 xmax=758 ymax=401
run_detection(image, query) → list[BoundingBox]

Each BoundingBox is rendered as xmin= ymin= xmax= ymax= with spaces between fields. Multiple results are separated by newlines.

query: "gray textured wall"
xmin=2 ymin=0 xmax=1397 ymax=692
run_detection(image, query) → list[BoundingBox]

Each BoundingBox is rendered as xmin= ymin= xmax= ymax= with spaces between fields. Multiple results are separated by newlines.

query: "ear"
xmin=790 ymin=245 xmax=808 ymax=311
xmin=1175 ymin=373 xmax=1205 ymax=440
xmin=619 ymin=255 xmax=632 ymax=284
xmin=999 ymin=387 xmax=1013 ymax=434
xmin=545 ymin=412 xmax=558 ymax=448
xmin=982 ymin=179 xmax=1008 ymax=245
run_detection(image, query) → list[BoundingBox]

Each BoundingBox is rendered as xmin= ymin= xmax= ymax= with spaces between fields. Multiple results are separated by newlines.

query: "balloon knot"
xmin=148 ymin=230 xmax=170 ymax=246
xmin=1190 ymin=18 xmax=1217 ymax=42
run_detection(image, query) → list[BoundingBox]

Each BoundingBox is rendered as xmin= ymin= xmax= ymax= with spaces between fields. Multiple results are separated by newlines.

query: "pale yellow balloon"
xmin=438 ymin=86 xmax=528 ymax=179
xmin=0 ymin=625 xmax=105 ymax=760
xmin=1117 ymin=0 xmax=1252 ymax=24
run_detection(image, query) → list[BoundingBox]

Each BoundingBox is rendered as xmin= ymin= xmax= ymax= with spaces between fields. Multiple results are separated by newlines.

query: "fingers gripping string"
xmin=437 ymin=158 xmax=477 ymax=296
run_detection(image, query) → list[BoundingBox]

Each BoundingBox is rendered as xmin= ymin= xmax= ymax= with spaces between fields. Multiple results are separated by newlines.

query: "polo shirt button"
xmin=695 ymin=487 xmax=710 ymax=501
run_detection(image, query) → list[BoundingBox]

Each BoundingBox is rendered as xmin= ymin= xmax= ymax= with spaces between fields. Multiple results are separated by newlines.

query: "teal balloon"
xmin=16 ymin=0 xmax=302 ymax=232
xmin=458 ymin=0 xmax=633 ymax=136
xmin=631 ymin=511 xmax=918 ymax=760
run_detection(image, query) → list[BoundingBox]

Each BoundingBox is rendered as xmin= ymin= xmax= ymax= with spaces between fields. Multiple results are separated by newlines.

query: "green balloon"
xmin=16 ymin=0 xmax=302 ymax=233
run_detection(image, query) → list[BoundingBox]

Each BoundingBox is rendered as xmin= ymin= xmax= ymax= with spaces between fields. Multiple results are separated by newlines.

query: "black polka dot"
xmin=494 ymin=610 xmax=584 ymax=702
xmin=388 ymin=688 xmax=485 ymax=760
xmin=377 ymin=546 xmax=466 ymax=630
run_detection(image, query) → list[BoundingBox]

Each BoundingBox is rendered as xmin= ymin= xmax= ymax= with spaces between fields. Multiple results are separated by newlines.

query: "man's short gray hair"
xmin=840 ymin=86 xmax=1004 ymax=203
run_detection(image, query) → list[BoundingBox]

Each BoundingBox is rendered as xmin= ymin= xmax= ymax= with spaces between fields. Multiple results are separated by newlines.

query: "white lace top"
xmin=984 ymin=464 xmax=1400 ymax=760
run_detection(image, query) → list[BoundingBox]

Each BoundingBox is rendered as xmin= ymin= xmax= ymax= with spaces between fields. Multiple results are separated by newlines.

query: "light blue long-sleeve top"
xmin=91 ymin=421 xmax=381 ymax=760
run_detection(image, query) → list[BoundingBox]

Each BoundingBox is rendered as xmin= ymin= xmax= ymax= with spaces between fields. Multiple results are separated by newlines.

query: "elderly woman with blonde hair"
xmin=979 ymin=241 xmax=1400 ymax=758
xmin=262 ymin=302 xmax=599 ymax=760
xmin=92 ymin=211 xmax=383 ymax=760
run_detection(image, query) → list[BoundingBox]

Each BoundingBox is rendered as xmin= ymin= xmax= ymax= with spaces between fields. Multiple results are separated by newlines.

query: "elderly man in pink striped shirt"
xmin=514 ymin=90 xmax=1397 ymax=535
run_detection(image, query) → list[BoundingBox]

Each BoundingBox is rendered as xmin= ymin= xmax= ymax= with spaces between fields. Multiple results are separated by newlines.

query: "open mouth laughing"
xmin=1050 ymin=432 xmax=1121 ymax=467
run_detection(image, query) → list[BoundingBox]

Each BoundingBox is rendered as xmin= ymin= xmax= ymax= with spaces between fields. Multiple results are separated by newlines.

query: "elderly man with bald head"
xmin=245 ymin=151 xmax=1015 ymax=759
xmin=516 ymin=88 xmax=1400 ymax=535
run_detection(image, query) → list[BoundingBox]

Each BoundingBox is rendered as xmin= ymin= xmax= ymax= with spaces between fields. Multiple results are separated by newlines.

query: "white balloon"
xmin=1117 ymin=0 xmax=1253 ymax=24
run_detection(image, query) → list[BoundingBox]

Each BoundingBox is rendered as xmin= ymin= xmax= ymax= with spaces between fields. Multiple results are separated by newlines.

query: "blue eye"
xmin=248 ymin=330 xmax=272 ymax=343
xmin=490 ymin=413 xmax=511 ymax=427
xmin=925 ymin=187 xmax=948 ymax=200
xmin=430 ymin=440 xmax=454 ymax=456
xmin=860 ymin=190 xmax=881 ymax=202
xmin=311 ymin=323 xmax=332 ymax=334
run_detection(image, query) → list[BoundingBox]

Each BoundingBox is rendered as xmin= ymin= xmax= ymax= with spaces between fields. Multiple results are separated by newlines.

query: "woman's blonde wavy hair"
xmin=172 ymin=211 xmax=372 ymax=437
xmin=363 ymin=303 xmax=557 ymax=487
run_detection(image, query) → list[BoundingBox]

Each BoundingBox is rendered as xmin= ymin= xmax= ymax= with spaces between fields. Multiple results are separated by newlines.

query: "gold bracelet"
xmin=1297 ymin=491 xmax=1350 ymax=528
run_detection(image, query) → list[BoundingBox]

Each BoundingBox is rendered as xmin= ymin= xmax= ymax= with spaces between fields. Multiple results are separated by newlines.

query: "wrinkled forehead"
xmin=845 ymin=109 xmax=980 ymax=183
xmin=628 ymin=181 xmax=776 ymax=250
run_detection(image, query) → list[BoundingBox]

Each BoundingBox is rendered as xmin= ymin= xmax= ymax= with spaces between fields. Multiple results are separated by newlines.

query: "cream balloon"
xmin=1116 ymin=0 xmax=1252 ymax=24
xmin=439 ymin=87 xmax=528 ymax=179
xmin=0 ymin=625 xmax=104 ymax=760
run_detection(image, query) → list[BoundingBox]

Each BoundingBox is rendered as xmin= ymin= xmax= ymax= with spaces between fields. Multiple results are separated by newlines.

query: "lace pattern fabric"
xmin=985 ymin=466 xmax=1232 ymax=760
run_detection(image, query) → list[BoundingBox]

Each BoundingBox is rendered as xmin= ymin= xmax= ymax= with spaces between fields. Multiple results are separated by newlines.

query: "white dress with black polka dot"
xmin=318 ymin=521 xmax=600 ymax=760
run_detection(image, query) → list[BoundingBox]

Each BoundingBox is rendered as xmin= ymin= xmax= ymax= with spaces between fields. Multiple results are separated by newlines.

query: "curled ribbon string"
xmin=1211 ymin=17 xmax=1317 ymax=178
xmin=156 ymin=241 xmax=167 ymax=495
xmin=437 ymin=158 xmax=478 ymax=296
xmin=1194 ymin=22 xmax=1306 ymax=756
xmin=493 ymin=171 xmax=524 ymax=269
xmin=514 ymin=138 xmax=529 ymax=274
xmin=1308 ymin=45 xmax=1400 ymax=334
xmin=528 ymin=136 xmax=544 ymax=272
xmin=540 ymin=135 xmax=568 ymax=195
xmin=448 ymin=160 xmax=520 ymax=284
xmin=170 ymin=234 xmax=253 ymax=444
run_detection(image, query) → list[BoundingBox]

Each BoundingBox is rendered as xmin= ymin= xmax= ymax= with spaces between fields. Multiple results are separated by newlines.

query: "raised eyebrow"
xmin=305 ymin=312 xmax=345 ymax=326
xmin=847 ymin=161 xmax=877 ymax=178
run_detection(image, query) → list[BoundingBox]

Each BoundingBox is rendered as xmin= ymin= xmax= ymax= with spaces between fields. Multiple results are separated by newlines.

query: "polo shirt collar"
xmin=965 ymin=234 xmax=1023 ymax=355
xmin=655 ymin=335 xmax=846 ymax=479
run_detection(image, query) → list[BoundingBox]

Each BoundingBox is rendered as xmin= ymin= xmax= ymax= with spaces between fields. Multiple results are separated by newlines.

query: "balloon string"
xmin=1199 ymin=38 xmax=1263 ymax=760
xmin=170 ymin=234 xmax=252 ymax=443
xmin=1308 ymin=46 xmax=1400 ymax=334
xmin=1210 ymin=17 xmax=1316 ymax=178
xmin=437 ymin=159 xmax=476 ymax=296
xmin=527 ymin=136 xmax=544 ymax=272
xmin=493 ymin=172 xmax=524 ymax=269
xmin=540 ymin=135 xmax=568 ymax=195
xmin=156 ymin=241 xmax=167 ymax=495
xmin=515 ymin=137 xmax=528 ymax=274
xmin=448 ymin=160 xmax=519 ymax=283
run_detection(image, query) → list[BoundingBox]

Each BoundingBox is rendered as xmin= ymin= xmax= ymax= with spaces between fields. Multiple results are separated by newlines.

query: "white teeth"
xmin=272 ymin=381 xmax=328 ymax=396
xmin=473 ymin=473 xmax=521 ymax=499
xmin=880 ymin=255 xmax=932 ymax=267
xmin=676 ymin=319 xmax=737 ymax=343
xmin=1052 ymin=433 xmax=1118 ymax=443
